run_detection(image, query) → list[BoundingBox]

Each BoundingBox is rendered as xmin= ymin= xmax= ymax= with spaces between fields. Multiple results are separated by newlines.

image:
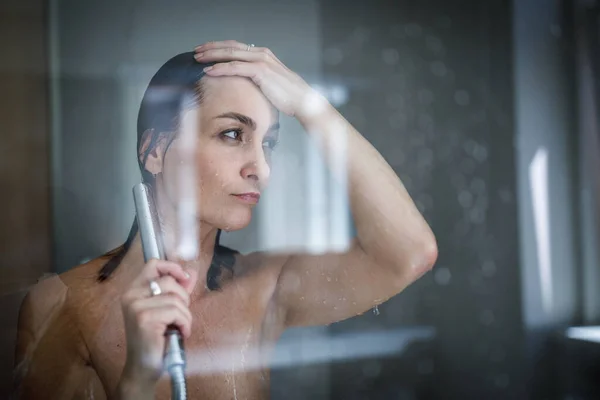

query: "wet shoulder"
xmin=20 ymin=257 xmax=110 ymax=333
xmin=233 ymin=250 xmax=289 ymax=281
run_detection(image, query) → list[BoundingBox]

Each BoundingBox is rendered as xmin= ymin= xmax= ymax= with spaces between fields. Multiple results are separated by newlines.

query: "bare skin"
xmin=14 ymin=40 xmax=438 ymax=399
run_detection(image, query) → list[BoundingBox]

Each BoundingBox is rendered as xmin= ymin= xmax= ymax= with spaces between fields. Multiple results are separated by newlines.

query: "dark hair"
xmin=97 ymin=52 xmax=238 ymax=289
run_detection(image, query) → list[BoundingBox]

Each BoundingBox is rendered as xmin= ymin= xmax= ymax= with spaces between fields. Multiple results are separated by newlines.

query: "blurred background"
xmin=2 ymin=0 xmax=600 ymax=398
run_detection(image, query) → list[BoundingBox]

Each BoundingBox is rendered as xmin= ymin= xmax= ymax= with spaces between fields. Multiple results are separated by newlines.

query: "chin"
xmin=217 ymin=207 xmax=253 ymax=232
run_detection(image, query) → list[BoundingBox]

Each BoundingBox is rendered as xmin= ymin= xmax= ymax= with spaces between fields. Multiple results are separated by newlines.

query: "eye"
xmin=221 ymin=129 xmax=243 ymax=141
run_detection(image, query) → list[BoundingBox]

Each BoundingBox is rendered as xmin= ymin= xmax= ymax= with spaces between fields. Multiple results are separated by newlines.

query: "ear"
xmin=138 ymin=129 xmax=169 ymax=176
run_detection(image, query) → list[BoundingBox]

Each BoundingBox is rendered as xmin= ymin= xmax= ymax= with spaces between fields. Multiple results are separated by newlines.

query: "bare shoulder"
xmin=234 ymin=250 xmax=290 ymax=281
xmin=14 ymin=258 xmax=111 ymax=399
xmin=16 ymin=257 xmax=107 ymax=359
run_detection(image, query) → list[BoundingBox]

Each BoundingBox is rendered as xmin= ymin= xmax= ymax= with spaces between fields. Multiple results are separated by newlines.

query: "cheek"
xmin=196 ymin=155 xmax=234 ymax=198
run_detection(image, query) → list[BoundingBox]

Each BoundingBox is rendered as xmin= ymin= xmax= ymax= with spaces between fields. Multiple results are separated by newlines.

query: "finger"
xmin=202 ymin=61 xmax=266 ymax=82
xmin=127 ymin=275 xmax=191 ymax=305
xmin=195 ymin=40 xmax=248 ymax=51
xmin=194 ymin=47 xmax=270 ymax=64
xmin=195 ymin=41 xmax=287 ymax=69
xmin=132 ymin=295 xmax=193 ymax=333
xmin=195 ymin=46 xmax=286 ymax=69
xmin=135 ymin=259 xmax=190 ymax=286
xmin=136 ymin=295 xmax=193 ymax=322
xmin=137 ymin=303 xmax=193 ymax=338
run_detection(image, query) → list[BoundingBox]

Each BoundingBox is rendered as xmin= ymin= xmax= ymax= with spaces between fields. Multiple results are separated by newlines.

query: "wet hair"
xmin=97 ymin=52 xmax=238 ymax=289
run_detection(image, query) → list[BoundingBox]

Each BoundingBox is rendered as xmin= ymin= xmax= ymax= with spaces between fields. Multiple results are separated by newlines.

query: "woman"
xmin=14 ymin=40 xmax=437 ymax=399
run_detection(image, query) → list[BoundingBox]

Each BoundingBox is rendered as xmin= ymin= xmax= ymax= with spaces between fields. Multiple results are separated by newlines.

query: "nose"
xmin=240 ymin=145 xmax=271 ymax=186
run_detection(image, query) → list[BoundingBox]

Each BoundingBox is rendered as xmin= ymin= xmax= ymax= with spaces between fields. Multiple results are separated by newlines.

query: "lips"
xmin=232 ymin=193 xmax=260 ymax=204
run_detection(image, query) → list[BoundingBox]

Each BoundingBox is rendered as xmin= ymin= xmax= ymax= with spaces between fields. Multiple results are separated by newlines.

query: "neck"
xmin=151 ymin=181 xmax=220 ymax=288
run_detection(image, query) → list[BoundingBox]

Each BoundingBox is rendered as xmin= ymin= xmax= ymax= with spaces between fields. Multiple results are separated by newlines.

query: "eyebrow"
xmin=215 ymin=112 xmax=280 ymax=132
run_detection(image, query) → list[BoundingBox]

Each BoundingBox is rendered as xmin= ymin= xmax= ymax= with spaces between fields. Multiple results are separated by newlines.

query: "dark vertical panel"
xmin=0 ymin=0 xmax=52 ymax=398
xmin=319 ymin=1 xmax=526 ymax=398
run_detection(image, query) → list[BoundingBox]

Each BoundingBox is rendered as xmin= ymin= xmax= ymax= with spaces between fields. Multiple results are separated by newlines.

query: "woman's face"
xmin=159 ymin=76 xmax=280 ymax=232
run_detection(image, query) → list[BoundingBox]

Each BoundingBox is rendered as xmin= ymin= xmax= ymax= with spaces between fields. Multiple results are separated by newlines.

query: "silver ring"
xmin=247 ymin=43 xmax=255 ymax=51
xmin=149 ymin=280 xmax=162 ymax=297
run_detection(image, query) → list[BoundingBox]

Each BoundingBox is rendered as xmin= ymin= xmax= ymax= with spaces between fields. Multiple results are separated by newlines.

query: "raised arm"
xmin=194 ymin=40 xmax=437 ymax=328
xmin=273 ymin=103 xmax=437 ymax=327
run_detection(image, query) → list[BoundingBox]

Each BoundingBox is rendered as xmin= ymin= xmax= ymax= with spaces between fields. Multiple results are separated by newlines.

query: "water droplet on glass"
xmin=469 ymin=208 xmax=485 ymax=224
xmin=434 ymin=267 xmax=451 ymax=285
xmin=300 ymin=297 xmax=305 ymax=301
xmin=382 ymin=48 xmax=400 ymax=65
xmin=373 ymin=305 xmax=380 ymax=315
xmin=326 ymin=276 xmax=332 ymax=282
xmin=329 ymin=85 xmax=349 ymax=106
xmin=470 ymin=178 xmax=486 ymax=195
xmin=455 ymin=90 xmax=470 ymax=106
xmin=473 ymin=145 xmax=488 ymax=163
xmin=458 ymin=190 xmax=473 ymax=208
xmin=481 ymin=260 xmax=496 ymax=277
xmin=352 ymin=27 xmax=370 ymax=45
xmin=322 ymin=300 xmax=327 ymax=305
xmin=463 ymin=139 xmax=476 ymax=154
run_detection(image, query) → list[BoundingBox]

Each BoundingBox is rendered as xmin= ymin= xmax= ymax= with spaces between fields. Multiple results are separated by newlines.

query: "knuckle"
xmin=256 ymin=61 xmax=268 ymax=70
xmin=258 ymin=51 xmax=270 ymax=62
xmin=166 ymin=294 xmax=186 ymax=308
xmin=160 ymin=275 xmax=176 ymax=287
xmin=129 ymin=299 xmax=143 ymax=314
xmin=121 ymin=291 xmax=134 ymax=304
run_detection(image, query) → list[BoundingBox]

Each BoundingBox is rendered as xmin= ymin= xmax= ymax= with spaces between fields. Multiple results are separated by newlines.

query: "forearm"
xmin=297 ymin=97 xmax=437 ymax=273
